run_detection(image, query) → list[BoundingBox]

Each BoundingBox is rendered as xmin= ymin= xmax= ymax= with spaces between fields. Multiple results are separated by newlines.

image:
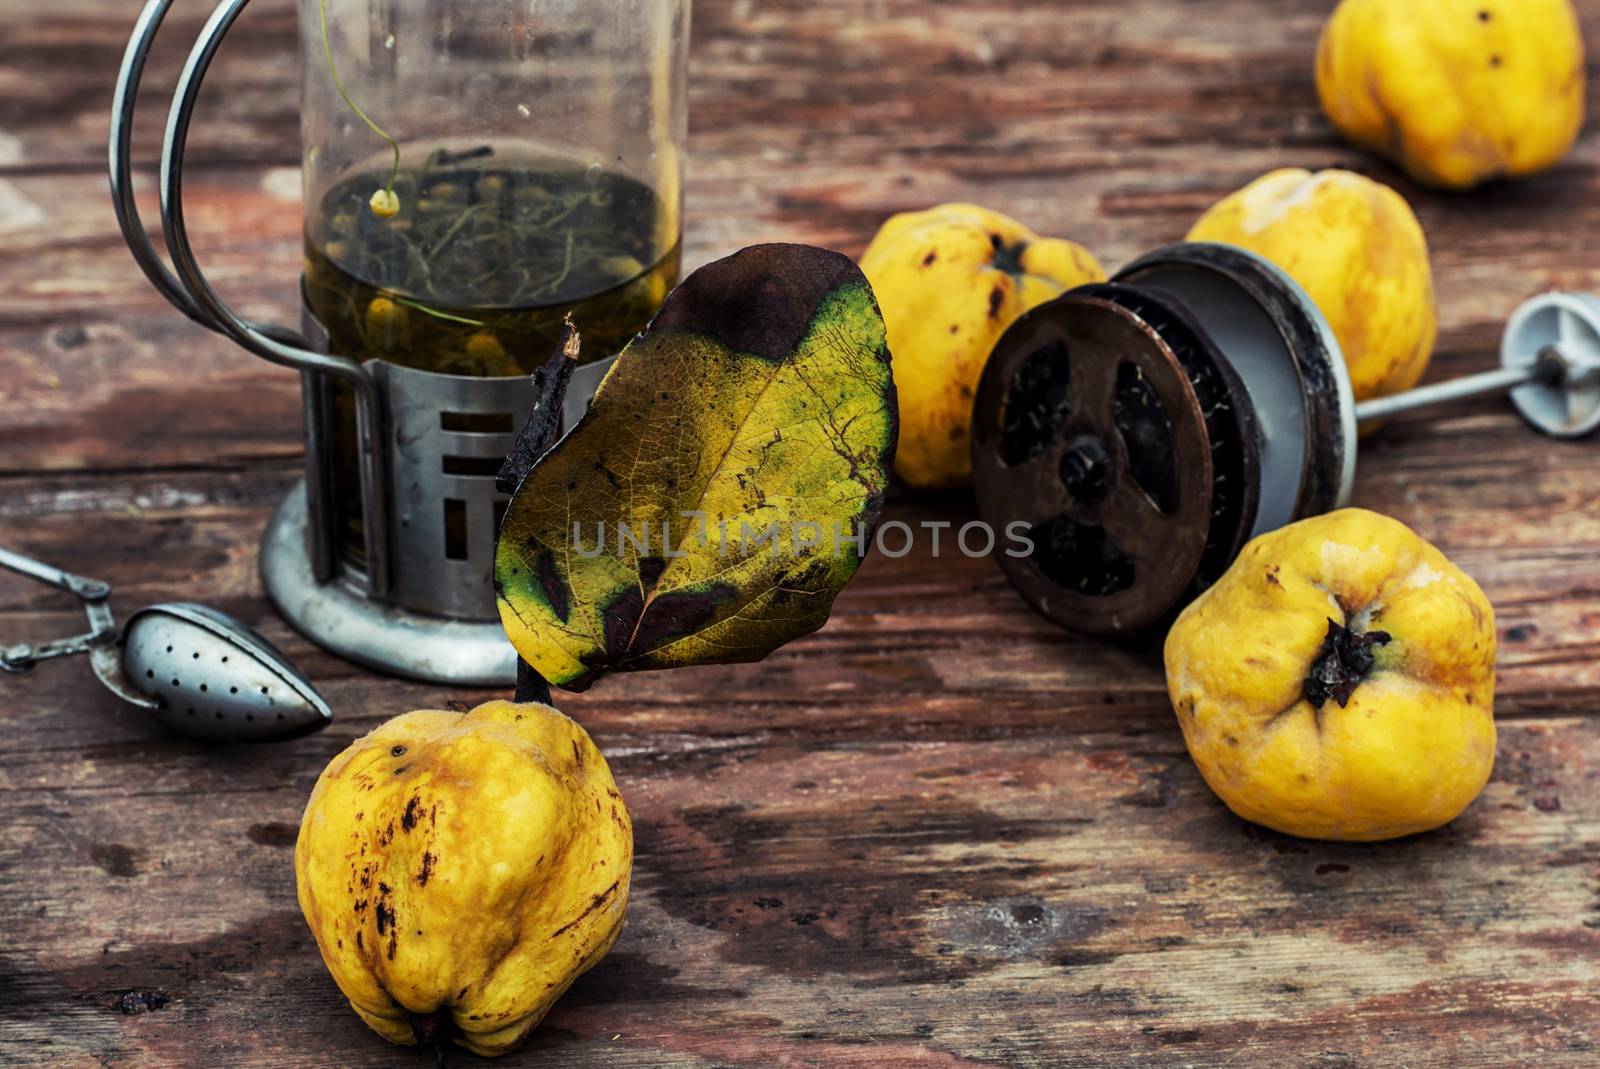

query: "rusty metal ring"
xmin=973 ymin=290 xmax=1215 ymax=636
xmin=1074 ymin=283 xmax=1263 ymax=595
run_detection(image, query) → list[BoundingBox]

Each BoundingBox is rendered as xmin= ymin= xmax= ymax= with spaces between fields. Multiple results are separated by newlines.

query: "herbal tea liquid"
xmin=303 ymin=153 xmax=680 ymax=566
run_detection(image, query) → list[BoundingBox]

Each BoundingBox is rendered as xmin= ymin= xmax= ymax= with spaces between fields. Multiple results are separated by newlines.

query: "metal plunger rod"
xmin=1355 ymin=347 xmax=1565 ymax=426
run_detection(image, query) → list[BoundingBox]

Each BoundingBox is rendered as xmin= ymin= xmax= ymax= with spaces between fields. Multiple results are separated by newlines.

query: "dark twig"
xmin=515 ymin=659 xmax=553 ymax=705
xmin=496 ymin=317 xmax=581 ymax=495
xmin=498 ymin=319 xmax=581 ymax=704
xmin=408 ymin=1011 xmax=451 ymax=1068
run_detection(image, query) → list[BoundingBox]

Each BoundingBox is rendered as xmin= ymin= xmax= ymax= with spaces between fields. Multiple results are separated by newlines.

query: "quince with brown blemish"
xmin=1317 ymin=0 xmax=1586 ymax=190
xmin=1164 ymin=509 xmax=1497 ymax=842
xmin=295 ymin=700 xmax=631 ymax=1057
xmin=860 ymin=203 xmax=1104 ymax=488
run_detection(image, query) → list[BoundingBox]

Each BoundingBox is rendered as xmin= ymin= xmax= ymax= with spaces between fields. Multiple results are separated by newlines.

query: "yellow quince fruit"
xmin=860 ymin=203 xmax=1105 ymax=488
xmin=1165 ymin=509 xmax=1497 ymax=842
xmin=295 ymin=700 xmax=631 ymax=1057
xmin=1188 ymin=168 xmax=1436 ymax=403
xmin=1317 ymin=0 xmax=1586 ymax=189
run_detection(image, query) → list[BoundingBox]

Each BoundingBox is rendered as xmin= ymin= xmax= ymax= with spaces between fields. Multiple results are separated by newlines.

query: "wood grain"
xmin=2 ymin=0 xmax=1599 ymax=1066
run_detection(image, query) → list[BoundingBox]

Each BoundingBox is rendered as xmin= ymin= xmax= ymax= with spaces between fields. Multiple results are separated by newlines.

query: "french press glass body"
xmin=111 ymin=0 xmax=690 ymax=684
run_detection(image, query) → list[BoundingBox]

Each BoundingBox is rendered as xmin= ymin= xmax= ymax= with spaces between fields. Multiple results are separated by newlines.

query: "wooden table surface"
xmin=3 ymin=1 xmax=1599 ymax=1065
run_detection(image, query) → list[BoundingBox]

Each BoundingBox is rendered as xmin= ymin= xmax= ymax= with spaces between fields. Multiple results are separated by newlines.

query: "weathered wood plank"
xmin=2 ymin=480 xmax=1597 ymax=723
xmin=2 ymin=693 xmax=1597 ymax=1067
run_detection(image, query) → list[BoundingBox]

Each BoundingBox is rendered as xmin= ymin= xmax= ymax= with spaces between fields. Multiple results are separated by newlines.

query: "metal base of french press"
xmin=261 ymin=482 xmax=519 ymax=687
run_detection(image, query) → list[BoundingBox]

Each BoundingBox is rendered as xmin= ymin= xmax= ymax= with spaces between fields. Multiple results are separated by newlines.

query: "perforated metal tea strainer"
xmin=1 ymin=547 xmax=331 ymax=741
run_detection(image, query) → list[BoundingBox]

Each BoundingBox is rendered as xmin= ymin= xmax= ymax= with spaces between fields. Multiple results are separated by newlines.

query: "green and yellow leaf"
xmin=495 ymin=243 xmax=897 ymax=691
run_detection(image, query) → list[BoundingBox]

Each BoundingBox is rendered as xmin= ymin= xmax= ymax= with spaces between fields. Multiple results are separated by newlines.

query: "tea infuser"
xmin=973 ymin=241 xmax=1600 ymax=637
xmin=0 ymin=547 xmax=333 ymax=741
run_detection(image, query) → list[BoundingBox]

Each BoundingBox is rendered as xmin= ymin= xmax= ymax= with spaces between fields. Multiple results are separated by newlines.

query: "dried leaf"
xmin=495 ymin=243 xmax=897 ymax=691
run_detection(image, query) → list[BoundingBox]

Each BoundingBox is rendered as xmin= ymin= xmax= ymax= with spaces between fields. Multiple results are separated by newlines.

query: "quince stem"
xmin=407 ymin=1010 xmax=451 ymax=1067
xmin=496 ymin=316 xmax=580 ymax=496
xmin=497 ymin=317 xmax=581 ymax=707
xmin=1303 ymin=618 xmax=1391 ymax=710
xmin=516 ymin=660 xmax=552 ymax=705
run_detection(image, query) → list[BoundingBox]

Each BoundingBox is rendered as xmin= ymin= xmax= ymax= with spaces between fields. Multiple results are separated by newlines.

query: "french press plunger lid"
xmin=971 ymin=241 xmax=1599 ymax=638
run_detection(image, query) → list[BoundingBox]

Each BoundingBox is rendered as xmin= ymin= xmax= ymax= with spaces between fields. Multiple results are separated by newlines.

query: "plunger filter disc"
xmin=972 ymin=242 xmax=1356 ymax=637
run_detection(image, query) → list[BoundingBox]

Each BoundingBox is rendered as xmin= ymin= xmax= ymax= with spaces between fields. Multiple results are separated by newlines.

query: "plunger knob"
xmin=1060 ymin=436 xmax=1112 ymax=504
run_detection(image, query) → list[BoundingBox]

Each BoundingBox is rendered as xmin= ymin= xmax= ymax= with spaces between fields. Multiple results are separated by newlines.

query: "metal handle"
xmin=110 ymin=0 xmax=306 ymax=350
xmin=1354 ymin=352 xmax=1560 ymax=425
xmin=0 ymin=546 xmax=111 ymax=601
xmin=1354 ymin=291 xmax=1600 ymax=436
xmin=0 ymin=547 xmax=119 ymax=676
xmin=3 ymin=633 xmax=111 ymax=673
xmin=110 ymin=0 xmax=392 ymax=596
xmin=1355 ymin=341 xmax=1600 ymax=433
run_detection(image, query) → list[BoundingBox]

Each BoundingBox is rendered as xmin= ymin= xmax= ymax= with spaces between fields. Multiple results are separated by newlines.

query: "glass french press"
xmin=111 ymin=0 xmax=689 ymax=684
